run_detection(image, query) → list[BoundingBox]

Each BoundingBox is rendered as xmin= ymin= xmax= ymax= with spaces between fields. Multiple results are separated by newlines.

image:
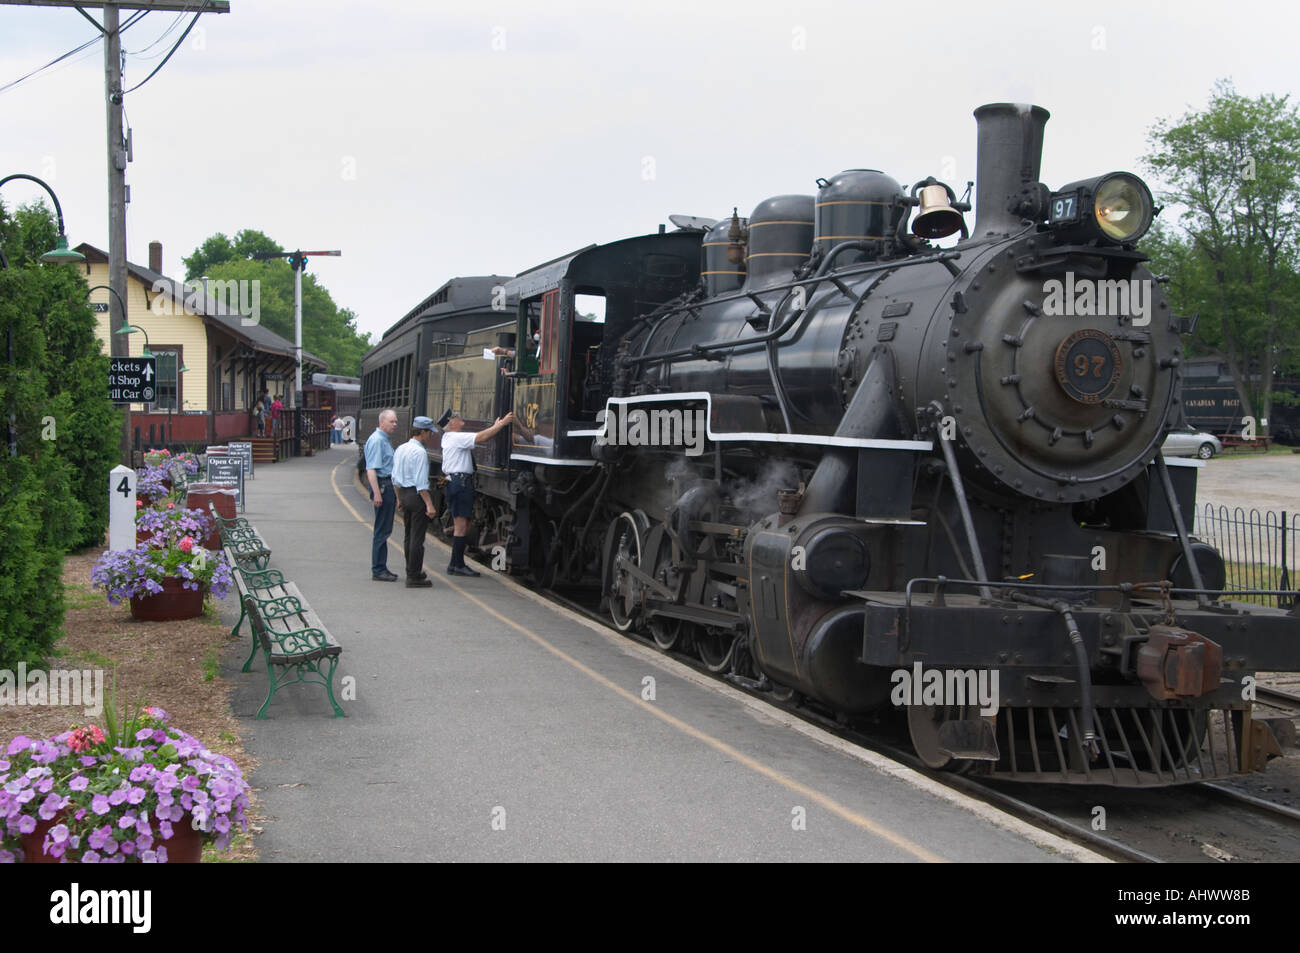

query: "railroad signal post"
xmin=252 ymin=249 xmax=342 ymax=405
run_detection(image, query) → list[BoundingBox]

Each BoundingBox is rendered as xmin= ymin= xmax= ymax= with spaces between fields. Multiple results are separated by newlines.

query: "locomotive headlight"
xmin=1049 ymin=172 xmax=1154 ymax=245
xmin=1094 ymin=175 xmax=1149 ymax=241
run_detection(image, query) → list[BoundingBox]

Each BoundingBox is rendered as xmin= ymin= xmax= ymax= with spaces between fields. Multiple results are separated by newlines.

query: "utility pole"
xmin=2 ymin=0 xmax=231 ymax=461
xmin=104 ymin=2 xmax=124 ymax=365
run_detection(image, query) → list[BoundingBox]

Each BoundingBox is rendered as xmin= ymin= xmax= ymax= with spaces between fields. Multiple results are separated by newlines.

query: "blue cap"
xmin=412 ymin=415 xmax=435 ymax=430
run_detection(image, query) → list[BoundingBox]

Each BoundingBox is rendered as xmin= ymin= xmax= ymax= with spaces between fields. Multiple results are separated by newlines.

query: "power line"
xmin=122 ymin=9 xmax=201 ymax=94
xmin=0 ymin=9 xmax=147 ymax=95
xmin=125 ymin=9 xmax=188 ymax=58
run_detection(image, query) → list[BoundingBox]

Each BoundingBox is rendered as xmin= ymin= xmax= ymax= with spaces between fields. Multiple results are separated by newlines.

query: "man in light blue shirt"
xmin=392 ymin=416 xmax=438 ymax=587
xmin=365 ymin=409 xmax=398 ymax=580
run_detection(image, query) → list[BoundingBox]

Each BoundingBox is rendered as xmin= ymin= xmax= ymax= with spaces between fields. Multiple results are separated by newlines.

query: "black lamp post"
xmin=1 ymin=173 xmax=85 ymax=457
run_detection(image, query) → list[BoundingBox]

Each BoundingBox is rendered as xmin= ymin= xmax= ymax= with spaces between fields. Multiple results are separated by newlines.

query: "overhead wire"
xmin=122 ymin=8 xmax=205 ymax=95
xmin=0 ymin=9 xmax=148 ymax=96
xmin=125 ymin=9 xmax=189 ymax=59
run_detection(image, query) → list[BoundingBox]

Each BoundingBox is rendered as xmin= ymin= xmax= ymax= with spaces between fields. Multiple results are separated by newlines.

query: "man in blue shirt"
xmin=392 ymin=416 xmax=438 ymax=587
xmin=365 ymin=409 xmax=399 ymax=581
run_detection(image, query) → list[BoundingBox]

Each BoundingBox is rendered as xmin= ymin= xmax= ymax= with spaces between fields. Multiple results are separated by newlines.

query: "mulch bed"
xmin=0 ymin=547 xmax=260 ymax=862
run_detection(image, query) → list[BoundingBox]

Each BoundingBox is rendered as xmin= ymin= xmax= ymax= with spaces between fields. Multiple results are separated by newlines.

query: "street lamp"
xmin=1 ymin=173 xmax=85 ymax=457
xmin=114 ymin=322 xmax=153 ymax=358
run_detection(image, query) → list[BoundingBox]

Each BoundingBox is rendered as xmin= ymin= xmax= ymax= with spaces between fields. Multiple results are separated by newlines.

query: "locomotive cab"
xmin=502 ymin=233 xmax=702 ymax=466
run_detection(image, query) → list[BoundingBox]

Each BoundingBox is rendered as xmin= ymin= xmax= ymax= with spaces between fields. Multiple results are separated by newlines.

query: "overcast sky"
xmin=2 ymin=0 xmax=1297 ymax=344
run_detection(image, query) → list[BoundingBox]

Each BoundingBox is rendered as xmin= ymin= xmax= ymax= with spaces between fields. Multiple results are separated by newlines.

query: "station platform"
xmin=217 ymin=447 xmax=1104 ymax=863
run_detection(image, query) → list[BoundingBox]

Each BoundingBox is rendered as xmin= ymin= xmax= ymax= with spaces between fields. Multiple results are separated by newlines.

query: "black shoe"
xmin=415 ymin=570 xmax=428 ymax=580
xmin=372 ymin=570 xmax=399 ymax=582
xmin=405 ymin=577 xmax=434 ymax=588
xmin=447 ymin=565 xmax=481 ymax=577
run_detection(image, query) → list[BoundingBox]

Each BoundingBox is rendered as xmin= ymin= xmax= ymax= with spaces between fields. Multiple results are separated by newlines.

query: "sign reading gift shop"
xmin=108 ymin=357 xmax=158 ymax=403
xmin=206 ymin=457 xmax=245 ymax=512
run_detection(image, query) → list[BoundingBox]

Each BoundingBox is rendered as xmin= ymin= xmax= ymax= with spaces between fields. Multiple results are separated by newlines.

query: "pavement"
xmin=1194 ymin=452 xmax=1300 ymax=515
xmin=214 ymin=446 xmax=1103 ymax=863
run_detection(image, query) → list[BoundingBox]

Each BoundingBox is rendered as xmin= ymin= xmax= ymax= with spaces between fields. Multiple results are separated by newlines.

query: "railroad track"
xmin=539 ymin=581 xmax=1300 ymax=863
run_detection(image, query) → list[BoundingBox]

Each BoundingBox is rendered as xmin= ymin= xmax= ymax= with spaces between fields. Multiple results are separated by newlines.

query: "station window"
xmin=150 ymin=349 xmax=180 ymax=412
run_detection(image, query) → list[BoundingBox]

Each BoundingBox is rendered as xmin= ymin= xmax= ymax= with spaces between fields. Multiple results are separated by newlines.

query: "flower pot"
xmin=130 ymin=578 xmax=206 ymax=622
xmin=20 ymin=811 xmax=203 ymax=863
xmin=186 ymin=485 xmax=236 ymax=550
xmin=136 ymin=528 xmax=153 ymax=547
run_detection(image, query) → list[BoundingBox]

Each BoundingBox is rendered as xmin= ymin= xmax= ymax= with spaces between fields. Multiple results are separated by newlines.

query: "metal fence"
xmin=1192 ymin=504 xmax=1299 ymax=607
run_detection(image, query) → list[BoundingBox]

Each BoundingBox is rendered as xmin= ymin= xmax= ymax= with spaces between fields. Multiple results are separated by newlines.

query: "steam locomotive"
xmin=359 ymin=103 xmax=1300 ymax=786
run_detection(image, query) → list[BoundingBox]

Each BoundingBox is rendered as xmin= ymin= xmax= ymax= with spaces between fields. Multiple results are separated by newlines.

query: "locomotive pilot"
xmin=436 ymin=408 xmax=514 ymax=576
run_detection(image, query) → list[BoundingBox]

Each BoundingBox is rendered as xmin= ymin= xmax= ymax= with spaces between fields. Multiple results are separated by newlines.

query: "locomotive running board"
xmin=571 ymin=392 xmax=933 ymax=451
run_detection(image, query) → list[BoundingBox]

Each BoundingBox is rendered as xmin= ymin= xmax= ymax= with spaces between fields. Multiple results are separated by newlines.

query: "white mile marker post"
xmin=108 ymin=464 xmax=137 ymax=552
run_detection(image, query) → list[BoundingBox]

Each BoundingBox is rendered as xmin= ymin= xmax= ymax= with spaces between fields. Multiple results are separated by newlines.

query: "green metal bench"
xmin=242 ymin=582 xmax=346 ymax=719
xmin=167 ymin=461 xmax=193 ymax=496
xmin=225 ymin=544 xmax=290 ymax=648
xmin=209 ymin=503 xmax=272 ymax=568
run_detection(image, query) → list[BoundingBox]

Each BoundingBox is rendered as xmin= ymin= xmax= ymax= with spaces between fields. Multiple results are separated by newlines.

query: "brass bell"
xmin=912 ymin=184 xmax=964 ymax=239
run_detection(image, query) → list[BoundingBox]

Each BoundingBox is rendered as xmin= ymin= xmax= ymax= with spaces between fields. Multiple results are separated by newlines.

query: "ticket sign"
xmin=227 ymin=441 xmax=254 ymax=479
xmin=206 ymin=457 xmax=245 ymax=511
xmin=108 ymin=357 xmax=158 ymax=403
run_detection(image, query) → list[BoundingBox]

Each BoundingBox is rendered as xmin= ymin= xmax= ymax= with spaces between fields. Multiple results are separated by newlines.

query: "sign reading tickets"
xmin=108 ymin=357 xmax=158 ymax=403
xmin=206 ymin=457 xmax=245 ymax=511
xmin=227 ymin=441 xmax=254 ymax=479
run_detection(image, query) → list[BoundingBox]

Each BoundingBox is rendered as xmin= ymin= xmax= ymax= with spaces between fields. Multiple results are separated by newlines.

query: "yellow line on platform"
xmin=329 ymin=461 xmax=946 ymax=862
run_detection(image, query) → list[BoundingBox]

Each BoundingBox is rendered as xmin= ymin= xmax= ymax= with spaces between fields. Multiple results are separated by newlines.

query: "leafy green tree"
xmin=0 ymin=198 xmax=110 ymax=667
xmin=182 ymin=230 xmax=371 ymax=376
xmin=1143 ymin=80 xmax=1300 ymax=434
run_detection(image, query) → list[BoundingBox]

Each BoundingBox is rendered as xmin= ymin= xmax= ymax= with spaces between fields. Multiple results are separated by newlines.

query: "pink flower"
xmin=136 ymin=500 xmax=144 ymax=508
xmin=178 ymin=537 xmax=194 ymax=553
xmin=167 ymin=503 xmax=175 ymax=509
xmin=67 ymin=725 xmax=105 ymax=753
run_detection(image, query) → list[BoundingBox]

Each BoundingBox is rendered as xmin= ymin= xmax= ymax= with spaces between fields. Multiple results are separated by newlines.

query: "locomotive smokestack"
xmin=973 ymin=103 xmax=1050 ymax=237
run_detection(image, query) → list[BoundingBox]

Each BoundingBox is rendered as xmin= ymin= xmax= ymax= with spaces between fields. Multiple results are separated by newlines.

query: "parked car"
xmin=1163 ymin=425 xmax=1222 ymax=459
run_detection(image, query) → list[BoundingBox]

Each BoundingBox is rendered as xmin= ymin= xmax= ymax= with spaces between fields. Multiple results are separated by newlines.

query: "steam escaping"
xmin=723 ymin=460 xmax=803 ymax=520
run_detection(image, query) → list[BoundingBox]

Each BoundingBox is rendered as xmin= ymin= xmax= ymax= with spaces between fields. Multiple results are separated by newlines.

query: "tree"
xmin=182 ymin=230 xmax=372 ymax=376
xmin=0 ymin=198 xmax=115 ymax=667
xmin=1143 ymin=81 xmax=1300 ymax=435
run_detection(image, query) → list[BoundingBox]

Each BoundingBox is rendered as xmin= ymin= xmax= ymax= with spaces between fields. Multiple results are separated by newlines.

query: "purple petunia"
xmin=3 ymin=715 xmax=251 ymax=863
xmin=37 ymin=793 xmax=66 ymax=820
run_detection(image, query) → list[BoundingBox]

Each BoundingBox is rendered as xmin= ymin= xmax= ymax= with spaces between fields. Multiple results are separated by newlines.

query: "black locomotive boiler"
xmin=360 ymin=103 xmax=1300 ymax=786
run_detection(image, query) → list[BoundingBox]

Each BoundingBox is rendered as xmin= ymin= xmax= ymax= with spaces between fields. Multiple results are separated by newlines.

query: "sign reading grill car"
xmin=108 ymin=357 xmax=157 ymax=403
